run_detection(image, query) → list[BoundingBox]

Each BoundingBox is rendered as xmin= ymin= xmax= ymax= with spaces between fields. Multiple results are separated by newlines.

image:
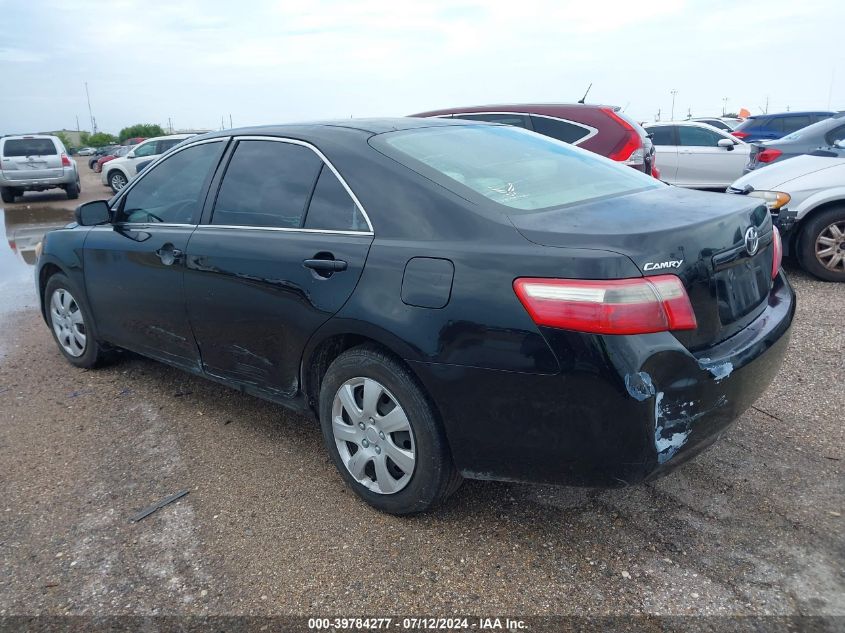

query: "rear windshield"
xmin=373 ymin=125 xmax=660 ymax=212
xmin=2 ymin=138 xmax=58 ymax=157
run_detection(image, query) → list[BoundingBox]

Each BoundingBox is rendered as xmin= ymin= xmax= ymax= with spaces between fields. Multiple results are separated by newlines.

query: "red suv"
xmin=410 ymin=103 xmax=657 ymax=177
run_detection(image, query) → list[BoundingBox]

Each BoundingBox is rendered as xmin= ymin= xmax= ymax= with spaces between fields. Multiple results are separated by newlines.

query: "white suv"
xmin=0 ymin=135 xmax=80 ymax=202
xmin=101 ymin=134 xmax=193 ymax=193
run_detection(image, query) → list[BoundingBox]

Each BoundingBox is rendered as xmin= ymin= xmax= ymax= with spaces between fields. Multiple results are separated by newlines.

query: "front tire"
xmin=319 ymin=346 xmax=461 ymax=514
xmin=798 ymin=206 xmax=845 ymax=282
xmin=108 ymin=170 xmax=128 ymax=194
xmin=44 ymin=273 xmax=109 ymax=368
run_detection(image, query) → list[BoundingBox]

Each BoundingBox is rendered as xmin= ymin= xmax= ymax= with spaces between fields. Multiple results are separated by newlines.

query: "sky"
xmin=1 ymin=0 xmax=843 ymax=136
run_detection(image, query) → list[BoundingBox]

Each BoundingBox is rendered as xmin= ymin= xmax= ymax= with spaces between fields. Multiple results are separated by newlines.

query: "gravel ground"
xmin=0 ymin=209 xmax=842 ymax=618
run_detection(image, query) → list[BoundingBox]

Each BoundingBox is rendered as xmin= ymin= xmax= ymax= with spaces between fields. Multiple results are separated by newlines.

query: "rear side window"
xmin=782 ymin=115 xmax=811 ymax=134
xmin=530 ymin=116 xmax=591 ymax=144
xmin=648 ymin=126 xmax=676 ymax=146
xmin=212 ymin=140 xmax=322 ymax=228
xmin=156 ymin=138 xmax=182 ymax=154
xmin=2 ymin=138 xmax=57 ymax=157
xmin=120 ymin=141 xmax=224 ymax=224
xmin=304 ymin=166 xmax=368 ymax=231
xmin=453 ymin=113 xmax=532 ymax=129
xmin=375 ymin=125 xmax=660 ymax=212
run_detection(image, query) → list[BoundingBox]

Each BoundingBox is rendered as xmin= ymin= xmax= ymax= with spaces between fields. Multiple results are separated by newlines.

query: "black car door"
xmin=83 ymin=139 xmax=227 ymax=370
xmin=183 ymin=137 xmax=373 ymax=398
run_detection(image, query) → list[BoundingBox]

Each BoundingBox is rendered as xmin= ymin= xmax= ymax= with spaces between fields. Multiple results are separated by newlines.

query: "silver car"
xmin=0 ymin=135 xmax=81 ymax=203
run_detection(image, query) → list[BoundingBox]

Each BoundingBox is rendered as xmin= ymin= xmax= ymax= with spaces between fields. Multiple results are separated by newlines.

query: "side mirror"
xmin=127 ymin=151 xmax=136 ymax=159
xmin=75 ymin=200 xmax=111 ymax=226
xmin=717 ymin=138 xmax=735 ymax=150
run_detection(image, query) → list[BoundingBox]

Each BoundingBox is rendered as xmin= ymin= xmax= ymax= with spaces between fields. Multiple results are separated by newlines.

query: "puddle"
xmin=0 ymin=206 xmax=74 ymax=317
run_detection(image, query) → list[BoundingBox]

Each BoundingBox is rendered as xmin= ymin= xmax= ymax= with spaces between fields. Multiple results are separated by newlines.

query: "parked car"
xmin=87 ymin=145 xmax=121 ymax=170
xmin=410 ymin=103 xmax=657 ymax=176
xmin=731 ymin=111 xmax=835 ymax=143
xmin=94 ymin=146 xmax=130 ymax=173
xmin=37 ymin=119 xmax=794 ymax=514
xmin=729 ymin=144 xmax=845 ymax=281
xmin=101 ymin=134 xmax=192 ymax=192
xmin=691 ymin=117 xmax=740 ymax=131
xmin=76 ymin=147 xmax=96 ymax=156
xmin=644 ymin=121 xmax=749 ymax=188
xmin=744 ymin=112 xmax=845 ymax=172
xmin=0 ymin=135 xmax=81 ymax=202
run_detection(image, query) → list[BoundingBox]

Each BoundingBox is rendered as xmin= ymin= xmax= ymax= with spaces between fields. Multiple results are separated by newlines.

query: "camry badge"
xmin=744 ymin=227 xmax=760 ymax=256
xmin=643 ymin=260 xmax=683 ymax=271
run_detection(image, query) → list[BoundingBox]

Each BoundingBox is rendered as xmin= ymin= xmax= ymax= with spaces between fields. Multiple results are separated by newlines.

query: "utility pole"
xmin=229 ymin=114 xmax=233 ymax=129
xmin=168 ymin=117 xmax=173 ymax=133
xmin=656 ymin=108 xmax=661 ymax=122
xmin=670 ymin=89 xmax=678 ymax=121
xmin=84 ymin=82 xmax=97 ymax=134
xmin=76 ymin=115 xmax=80 ymax=134
xmin=722 ymin=97 xmax=729 ymax=116
xmin=686 ymin=107 xmax=692 ymax=120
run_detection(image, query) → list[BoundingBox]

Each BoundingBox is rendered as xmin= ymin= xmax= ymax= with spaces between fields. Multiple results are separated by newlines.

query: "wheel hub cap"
xmin=50 ymin=288 xmax=86 ymax=357
xmin=331 ymin=377 xmax=416 ymax=495
xmin=815 ymin=220 xmax=845 ymax=272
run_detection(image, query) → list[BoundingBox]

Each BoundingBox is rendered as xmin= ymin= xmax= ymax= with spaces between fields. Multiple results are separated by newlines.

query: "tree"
xmin=87 ymin=132 xmax=118 ymax=147
xmin=79 ymin=131 xmax=91 ymax=146
xmin=118 ymin=123 xmax=165 ymax=142
xmin=54 ymin=131 xmax=74 ymax=150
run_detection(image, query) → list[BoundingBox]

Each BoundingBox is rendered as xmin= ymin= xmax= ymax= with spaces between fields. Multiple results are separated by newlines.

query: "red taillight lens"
xmin=513 ymin=275 xmax=697 ymax=335
xmin=61 ymin=153 xmax=71 ymax=167
xmin=771 ymin=227 xmax=782 ymax=279
xmin=600 ymin=107 xmax=642 ymax=163
xmin=652 ymin=166 xmax=661 ymax=180
xmin=757 ymin=148 xmax=782 ymax=163
xmin=732 ymin=131 xmax=750 ymax=139
xmin=8 ymin=240 xmax=16 ymax=253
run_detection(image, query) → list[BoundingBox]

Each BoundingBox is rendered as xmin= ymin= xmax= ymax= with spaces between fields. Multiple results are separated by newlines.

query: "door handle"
xmin=303 ymin=258 xmax=348 ymax=273
xmin=156 ymin=244 xmax=184 ymax=266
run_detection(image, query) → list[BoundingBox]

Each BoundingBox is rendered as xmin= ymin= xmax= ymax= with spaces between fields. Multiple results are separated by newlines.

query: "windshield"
xmin=374 ymin=125 xmax=661 ymax=212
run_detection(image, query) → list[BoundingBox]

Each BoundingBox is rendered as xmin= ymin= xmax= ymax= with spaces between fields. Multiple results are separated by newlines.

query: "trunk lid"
xmin=509 ymin=186 xmax=774 ymax=350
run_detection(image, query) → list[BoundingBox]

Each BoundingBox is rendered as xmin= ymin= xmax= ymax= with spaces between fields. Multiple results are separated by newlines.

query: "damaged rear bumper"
xmin=410 ymin=273 xmax=795 ymax=487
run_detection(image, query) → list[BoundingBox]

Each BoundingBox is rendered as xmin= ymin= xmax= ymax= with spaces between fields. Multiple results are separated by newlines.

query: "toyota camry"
xmin=36 ymin=118 xmax=795 ymax=514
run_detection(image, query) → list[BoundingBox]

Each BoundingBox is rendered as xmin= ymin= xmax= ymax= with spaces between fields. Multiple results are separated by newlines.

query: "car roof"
xmin=746 ymin=110 xmax=836 ymax=119
xmin=645 ymin=120 xmax=723 ymax=127
xmin=1 ymin=134 xmax=59 ymax=140
xmin=141 ymin=133 xmax=195 ymax=142
xmin=409 ymin=103 xmax=617 ymax=117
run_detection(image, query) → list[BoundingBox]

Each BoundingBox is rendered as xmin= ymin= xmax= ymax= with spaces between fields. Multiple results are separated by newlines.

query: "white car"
xmin=728 ymin=144 xmax=845 ymax=282
xmin=645 ymin=121 xmax=750 ymax=189
xmin=76 ymin=147 xmax=96 ymax=156
xmin=101 ymin=134 xmax=193 ymax=193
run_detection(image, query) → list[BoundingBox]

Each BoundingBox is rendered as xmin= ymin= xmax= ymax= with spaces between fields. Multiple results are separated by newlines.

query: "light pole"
xmin=722 ymin=97 xmax=729 ymax=116
xmin=670 ymin=89 xmax=678 ymax=121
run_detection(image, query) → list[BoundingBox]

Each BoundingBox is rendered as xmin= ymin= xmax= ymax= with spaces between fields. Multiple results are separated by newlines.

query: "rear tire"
xmin=66 ymin=180 xmax=80 ymax=200
xmin=319 ymin=346 xmax=461 ymax=514
xmin=0 ymin=187 xmax=14 ymax=203
xmin=798 ymin=206 xmax=845 ymax=282
xmin=44 ymin=273 xmax=110 ymax=368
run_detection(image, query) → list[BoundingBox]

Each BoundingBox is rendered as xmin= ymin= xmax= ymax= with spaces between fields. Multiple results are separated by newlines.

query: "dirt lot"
xmin=0 ymin=200 xmax=842 ymax=619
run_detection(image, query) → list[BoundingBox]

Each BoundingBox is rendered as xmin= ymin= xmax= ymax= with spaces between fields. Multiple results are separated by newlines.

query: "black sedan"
xmin=36 ymin=118 xmax=795 ymax=514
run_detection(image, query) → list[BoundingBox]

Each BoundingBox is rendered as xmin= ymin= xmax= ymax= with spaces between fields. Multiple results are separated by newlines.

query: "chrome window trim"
xmin=228 ymin=135 xmax=374 ymax=234
xmin=194 ymin=224 xmax=372 ymax=237
xmin=439 ymin=112 xmax=599 ymax=146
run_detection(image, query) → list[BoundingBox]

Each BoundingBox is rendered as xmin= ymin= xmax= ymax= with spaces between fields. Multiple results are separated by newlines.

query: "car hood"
xmin=731 ymin=154 xmax=845 ymax=190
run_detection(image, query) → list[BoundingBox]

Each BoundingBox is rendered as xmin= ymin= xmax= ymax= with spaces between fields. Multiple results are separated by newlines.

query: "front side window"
xmin=530 ymin=116 xmax=591 ymax=144
xmin=648 ymin=126 xmax=676 ymax=146
xmin=133 ymin=141 xmax=158 ymax=158
xmin=304 ymin=165 xmax=368 ymax=231
xmin=374 ymin=125 xmax=661 ymax=213
xmin=826 ymin=124 xmax=845 ymax=146
xmin=678 ymin=126 xmax=723 ymax=147
xmin=212 ymin=140 xmax=322 ymax=228
xmin=120 ymin=141 xmax=224 ymax=224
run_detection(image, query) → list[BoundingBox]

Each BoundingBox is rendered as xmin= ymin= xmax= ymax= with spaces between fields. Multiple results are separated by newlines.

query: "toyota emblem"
xmin=744 ymin=227 xmax=760 ymax=256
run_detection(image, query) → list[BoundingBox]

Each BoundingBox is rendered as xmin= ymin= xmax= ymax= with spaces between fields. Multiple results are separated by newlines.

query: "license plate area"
xmin=714 ymin=255 xmax=771 ymax=324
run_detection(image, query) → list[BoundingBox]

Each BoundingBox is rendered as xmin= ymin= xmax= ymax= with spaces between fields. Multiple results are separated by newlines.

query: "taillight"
xmin=652 ymin=166 xmax=662 ymax=180
xmin=513 ymin=275 xmax=697 ymax=335
xmin=8 ymin=240 xmax=16 ymax=253
xmin=601 ymin=107 xmax=643 ymax=164
xmin=61 ymin=153 xmax=71 ymax=167
xmin=757 ymin=148 xmax=782 ymax=164
xmin=732 ymin=131 xmax=750 ymax=139
xmin=772 ymin=227 xmax=782 ymax=279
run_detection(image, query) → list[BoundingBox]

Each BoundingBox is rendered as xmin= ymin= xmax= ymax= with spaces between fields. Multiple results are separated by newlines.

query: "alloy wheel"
xmin=815 ymin=220 xmax=845 ymax=272
xmin=331 ymin=377 xmax=416 ymax=494
xmin=50 ymin=288 xmax=86 ymax=357
xmin=110 ymin=172 xmax=127 ymax=191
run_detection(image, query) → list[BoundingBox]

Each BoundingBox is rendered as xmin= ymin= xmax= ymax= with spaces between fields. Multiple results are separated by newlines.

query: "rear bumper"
xmin=0 ymin=173 xmax=76 ymax=189
xmin=410 ymin=274 xmax=795 ymax=486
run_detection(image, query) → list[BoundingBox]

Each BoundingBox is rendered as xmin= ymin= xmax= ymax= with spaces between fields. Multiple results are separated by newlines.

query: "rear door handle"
xmin=303 ymin=258 xmax=348 ymax=272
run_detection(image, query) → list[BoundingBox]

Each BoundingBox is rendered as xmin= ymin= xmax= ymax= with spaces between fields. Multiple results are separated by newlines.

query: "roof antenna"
xmin=578 ymin=83 xmax=593 ymax=104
